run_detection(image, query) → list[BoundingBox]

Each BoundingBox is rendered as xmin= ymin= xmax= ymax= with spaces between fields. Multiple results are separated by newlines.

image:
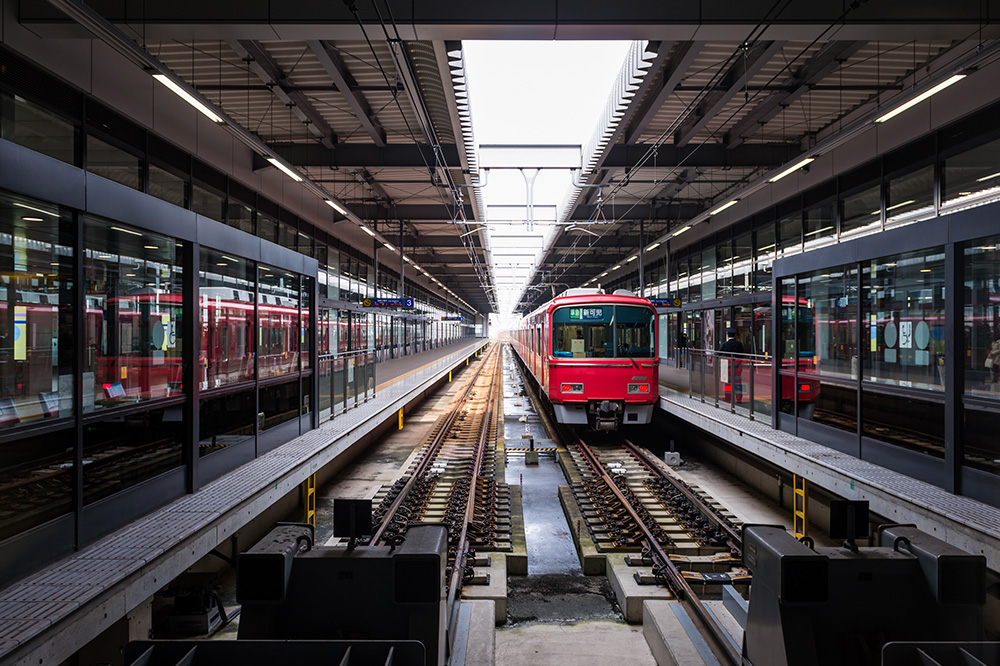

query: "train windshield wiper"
xmin=620 ymin=347 xmax=639 ymax=369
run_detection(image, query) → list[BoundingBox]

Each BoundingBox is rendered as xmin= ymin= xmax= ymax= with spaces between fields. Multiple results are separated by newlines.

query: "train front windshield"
xmin=552 ymin=305 xmax=655 ymax=359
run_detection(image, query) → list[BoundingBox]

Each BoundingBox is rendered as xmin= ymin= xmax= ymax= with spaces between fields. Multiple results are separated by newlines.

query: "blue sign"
xmin=441 ymin=316 xmax=464 ymax=321
xmin=569 ymin=307 xmax=605 ymax=320
xmin=364 ymin=298 xmax=414 ymax=308
xmin=649 ymin=298 xmax=682 ymax=308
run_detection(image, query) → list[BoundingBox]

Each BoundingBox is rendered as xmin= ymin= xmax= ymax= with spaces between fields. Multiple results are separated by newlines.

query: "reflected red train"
xmin=511 ymin=289 xmax=658 ymax=431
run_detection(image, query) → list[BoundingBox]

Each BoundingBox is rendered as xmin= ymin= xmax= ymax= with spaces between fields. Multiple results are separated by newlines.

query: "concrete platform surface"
xmin=452 ymin=600 xmax=496 ymax=666
xmin=496 ymin=620 xmax=655 ymax=666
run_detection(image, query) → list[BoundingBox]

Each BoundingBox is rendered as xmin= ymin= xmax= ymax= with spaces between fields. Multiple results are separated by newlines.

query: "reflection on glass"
xmin=779 ymin=214 xmax=802 ymax=256
xmin=755 ymin=225 xmax=775 ymax=293
xmin=841 ymin=185 xmax=881 ymax=237
xmin=886 ymin=166 xmax=934 ymax=226
xmin=803 ymin=202 xmax=835 ymax=252
xmin=0 ymin=428 xmax=74 ymax=540
xmin=86 ymin=135 xmax=142 ymax=191
xmin=258 ymin=266 xmax=299 ymax=379
xmin=260 ymin=379 xmax=299 ymax=430
xmin=191 ymin=184 xmax=223 ymax=222
xmin=227 ymin=203 xmax=253 ymax=235
xmin=1 ymin=93 xmax=76 ymax=165
xmin=716 ymin=239 xmax=733 ymax=298
xmin=943 ymin=137 xmax=1000 ymax=209
xmin=962 ymin=237 xmax=1000 ymax=474
xmin=798 ymin=266 xmax=858 ymax=430
xmin=83 ymin=404 xmax=184 ymax=503
xmin=733 ymin=232 xmax=752 ymax=296
xmin=0 ymin=193 xmax=73 ymax=429
xmin=199 ymin=390 xmax=255 ymax=457
xmin=200 ymin=248 xmax=255 ymax=389
xmin=701 ymin=248 xmax=716 ymax=301
xmin=552 ymin=305 xmax=612 ymax=357
xmin=301 ymin=276 xmax=312 ymax=371
xmin=148 ymin=164 xmax=186 ymax=208
xmin=862 ymin=249 xmax=945 ymax=390
xmin=84 ymin=217 xmax=183 ymax=412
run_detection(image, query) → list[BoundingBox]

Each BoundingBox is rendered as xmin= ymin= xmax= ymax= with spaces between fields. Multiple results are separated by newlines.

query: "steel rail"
xmin=445 ymin=345 xmax=502 ymax=618
xmin=571 ymin=433 xmax=741 ymax=666
xmin=370 ymin=344 xmax=494 ymax=546
xmin=623 ymin=438 xmax=743 ymax=554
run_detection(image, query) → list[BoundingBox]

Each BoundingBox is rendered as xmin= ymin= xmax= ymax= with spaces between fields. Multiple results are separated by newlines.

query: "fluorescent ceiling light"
xmin=671 ymin=225 xmax=692 ymax=237
xmin=325 ymin=200 xmax=347 ymax=215
xmin=266 ymin=157 xmax=303 ymax=182
xmin=153 ymin=73 xmax=224 ymax=123
xmin=873 ymin=200 xmax=916 ymax=215
xmin=768 ymin=157 xmax=815 ymax=183
xmin=222 ymin=255 xmax=239 ymax=262
xmin=709 ymin=199 xmax=739 ymax=216
xmin=625 ymin=255 xmax=637 ymax=263
xmin=611 ymin=264 xmax=621 ymax=271
xmin=383 ymin=243 xmax=396 ymax=251
xmin=13 ymin=203 xmax=59 ymax=217
xmin=21 ymin=216 xmax=44 ymax=222
xmin=360 ymin=225 xmax=377 ymax=237
xmin=111 ymin=226 xmax=142 ymax=236
xmin=403 ymin=256 xmax=411 ymax=263
xmin=600 ymin=272 xmax=609 ymax=277
xmin=874 ymin=74 xmax=966 ymax=123
xmin=646 ymin=242 xmax=660 ymax=251
xmin=975 ymin=171 xmax=1000 ymax=182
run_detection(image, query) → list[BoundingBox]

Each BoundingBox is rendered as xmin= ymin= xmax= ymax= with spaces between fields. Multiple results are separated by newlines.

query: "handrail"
xmin=676 ymin=347 xmax=772 ymax=420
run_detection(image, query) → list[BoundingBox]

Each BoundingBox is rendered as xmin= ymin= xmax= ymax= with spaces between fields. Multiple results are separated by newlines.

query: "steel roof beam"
xmin=625 ymin=41 xmax=705 ymax=145
xmin=308 ymin=40 xmax=388 ymax=147
xmin=261 ymin=141 xmax=795 ymax=170
xmin=569 ymin=202 xmax=703 ymax=220
xmin=673 ymin=40 xmax=786 ymax=148
xmin=724 ymin=40 xmax=867 ymax=148
xmin=228 ymin=40 xmax=337 ymax=149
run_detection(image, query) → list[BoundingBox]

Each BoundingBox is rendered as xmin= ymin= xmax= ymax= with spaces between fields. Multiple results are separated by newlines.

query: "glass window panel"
xmin=551 ymin=305 xmax=612 ymax=358
xmin=803 ymin=202 xmax=835 ymax=252
xmin=0 ymin=193 xmax=73 ymax=430
xmin=258 ymin=267 xmax=299 ymax=379
xmin=199 ymin=389 xmax=255 ymax=457
xmin=200 ymin=248 xmax=255 ymax=389
xmin=86 ymin=135 xmax=142 ymax=191
xmin=755 ymin=224 xmax=776 ymax=293
xmin=862 ymin=249 xmax=945 ymax=390
xmin=886 ymin=166 xmax=934 ymax=226
xmin=258 ymin=214 xmax=278 ymax=244
xmin=84 ymin=217 xmax=183 ymax=412
xmin=716 ymin=238 xmax=733 ymax=298
xmin=779 ymin=214 xmax=802 ymax=257
xmin=82 ymin=404 xmax=183 ymax=504
xmin=779 ymin=277 xmax=797 ymax=415
xmin=798 ymin=267 xmax=858 ymax=431
xmin=260 ymin=378 xmax=299 ymax=430
xmin=279 ymin=223 xmax=297 ymax=251
xmin=226 ymin=203 xmax=254 ymax=235
xmin=191 ymin=184 xmax=224 ymax=222
xmin=1 ymin=94 xmax=76 ymax=164
xmin=963 ymin=237 xmax=1000 ymax=474
xmin=148 ymin=164 xmax=186 ymax=208
xmin=732 ymin=232 xmax=752 ymax=296
xmin=301 ymin=276 xmax=312 ymax=371
xmin=0 ymin=427 xmax=74 ymax=540
xmin=841 ymin=185 xmax=881 ymax=237
xmin=700 ymin=248 xmax=716 ymax=301
xmin=942 ymin=136 xmax=1000 ymax=208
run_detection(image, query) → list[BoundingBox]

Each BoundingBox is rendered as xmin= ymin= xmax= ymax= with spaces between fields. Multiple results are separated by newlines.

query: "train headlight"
xmin=627 ymin=383 xmax=650 ymax=394
xmin=560 ymin=383 xmax=584 ymax=394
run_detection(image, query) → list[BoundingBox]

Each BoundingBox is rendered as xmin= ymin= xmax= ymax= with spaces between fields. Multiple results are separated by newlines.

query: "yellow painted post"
xmin=398 ymin=407 xmax=404 ymax=430
xmin=448 ymin=370 xmax=452 ymax=382
xmin=303 ymin=474 xmax=316 ymax=527
xmin=793 ymin=475 xmax=808 ymax=539
xmin=466 ymin=357 xmax=469 ymax=366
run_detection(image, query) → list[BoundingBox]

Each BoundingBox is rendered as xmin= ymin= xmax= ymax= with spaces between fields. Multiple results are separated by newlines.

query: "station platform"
xmin=0 ymin=339 xmax=489 ymax=666
xmin=376 ymin=341 xmax=480 ymax=390
xmin=658 ymin=386 xmax=1000 ymax=572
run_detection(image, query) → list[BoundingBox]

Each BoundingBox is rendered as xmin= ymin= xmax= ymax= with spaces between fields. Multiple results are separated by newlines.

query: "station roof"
xmin=23 ymin=1 xmax=1000 ymax=315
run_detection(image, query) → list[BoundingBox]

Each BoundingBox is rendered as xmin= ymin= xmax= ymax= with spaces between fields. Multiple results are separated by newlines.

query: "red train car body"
xmin=511 ymin=289 xmax=658 ymax=431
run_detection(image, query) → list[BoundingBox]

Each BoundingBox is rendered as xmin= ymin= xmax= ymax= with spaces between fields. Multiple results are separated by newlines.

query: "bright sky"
xmin=462 ymin=40 xmax=633 ymax=329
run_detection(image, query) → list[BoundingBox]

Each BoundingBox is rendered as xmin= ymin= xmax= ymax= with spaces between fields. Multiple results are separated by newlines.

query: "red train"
xmin=511 ymin=289 xmax=659 ymax=431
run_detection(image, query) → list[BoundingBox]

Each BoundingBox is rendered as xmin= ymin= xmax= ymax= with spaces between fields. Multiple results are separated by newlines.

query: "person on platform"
xmin=718 ymin=327 xmax=745 ymax=400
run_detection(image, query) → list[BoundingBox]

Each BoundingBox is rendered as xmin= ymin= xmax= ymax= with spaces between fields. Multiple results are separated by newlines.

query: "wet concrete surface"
xmin=501 ymin=348 xmax=622 ymax=626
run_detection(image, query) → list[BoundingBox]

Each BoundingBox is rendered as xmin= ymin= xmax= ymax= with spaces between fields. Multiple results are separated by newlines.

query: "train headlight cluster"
xmin=560 ymin=383 xmax=584 ymax=394
xmin=627 ymin=383 xmax=650 ymax=394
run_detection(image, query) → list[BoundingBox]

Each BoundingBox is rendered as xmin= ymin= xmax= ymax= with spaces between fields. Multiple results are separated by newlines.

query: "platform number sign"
xmin=569 ymin=307 xmax=604 ymax=320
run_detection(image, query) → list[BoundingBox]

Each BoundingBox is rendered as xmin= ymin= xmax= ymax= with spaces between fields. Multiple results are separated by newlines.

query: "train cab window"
xmin=552 ymin=306 xmax=612 ymax=358
xmin=615 ymin=306 xmax=656 ymax=358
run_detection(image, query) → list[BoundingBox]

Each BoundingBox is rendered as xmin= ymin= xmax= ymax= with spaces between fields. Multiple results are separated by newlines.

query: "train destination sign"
xmin=441 ymin=316 xmax=464 ymax=321
xmin=363 ymin=297 xmax=414 ymax=308
xmin=568 ymin=307 xmax=605 ymax=320
xmin=649 ymin=298 xmax=682 ymax=308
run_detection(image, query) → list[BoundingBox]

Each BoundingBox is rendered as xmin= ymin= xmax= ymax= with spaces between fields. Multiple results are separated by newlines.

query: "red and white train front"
xmin=513 ymin=290 xmax=658 ymax=431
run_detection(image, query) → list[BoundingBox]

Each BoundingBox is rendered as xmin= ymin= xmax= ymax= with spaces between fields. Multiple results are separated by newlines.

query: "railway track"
xmin=365 ymin=343 xmax=509 ymax=605
xmin=508 ymin=342 xmax=749 ymax=665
